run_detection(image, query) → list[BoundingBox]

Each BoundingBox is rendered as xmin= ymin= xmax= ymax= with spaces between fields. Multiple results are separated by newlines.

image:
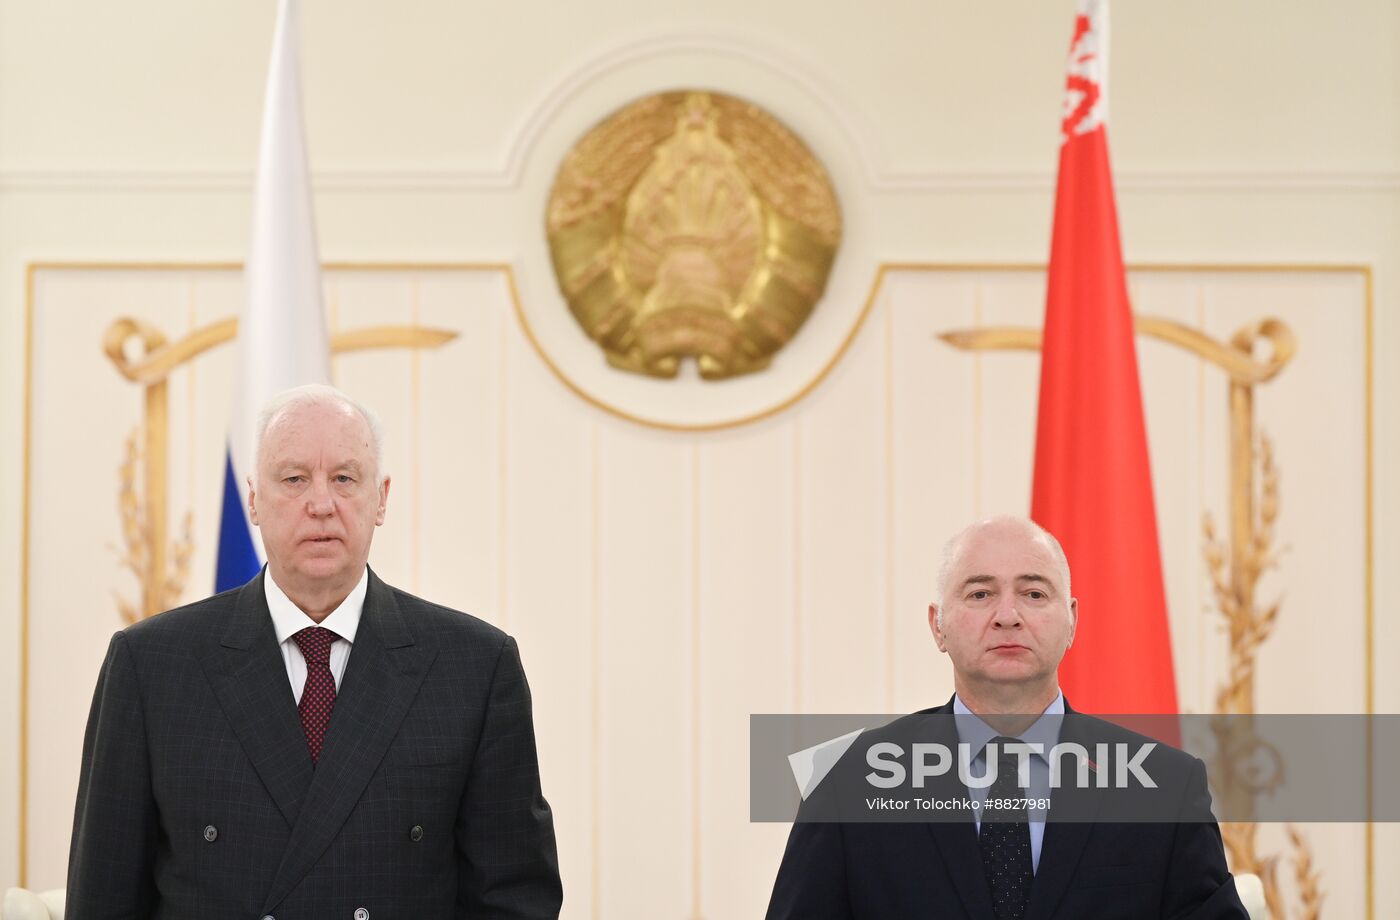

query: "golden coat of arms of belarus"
xmin=546 ymin=91 xmax=842 ymax=380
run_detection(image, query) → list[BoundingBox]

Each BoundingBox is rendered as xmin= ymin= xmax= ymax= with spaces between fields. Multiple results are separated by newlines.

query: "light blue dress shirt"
xmin=953 ymin=691 xmax=1065 ymax=873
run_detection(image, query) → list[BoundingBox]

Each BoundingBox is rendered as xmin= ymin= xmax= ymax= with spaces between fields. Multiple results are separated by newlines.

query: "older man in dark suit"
xmin=68 ymin=384 xmax=561 ymax=919
xmin=766 ymin=516 xmax=1247 ymax=920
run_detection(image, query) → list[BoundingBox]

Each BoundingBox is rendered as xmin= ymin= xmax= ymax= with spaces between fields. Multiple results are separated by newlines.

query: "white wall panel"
xmin=332 ymin=277 xmax=418 ymax=592
xmin=498 ymin=291 xmax=597 ymax=914
xmin=971 ymin=274 xmax=1044 ymax=520
xmin=1202 ymin=274 xmax=1369 ymax=716
xmin=25 ymin=272 xmax=182 ymax=886
xmin=594 ymin=423 xmax=694 ymax=918
xmin=695 ymin=423 xmax=798 ymax=918
xmin=888 ymin=273 xmax=977 ymax=714
xmin=794 ymin=292 xmax=889 ymax=714
xmin=415 ymin=273 xmax=506 ymax=614
xmin=1130 ymin=276 xmax=1210 ymax=717
xmin=186 ymin=276 xmax=244 ymax=599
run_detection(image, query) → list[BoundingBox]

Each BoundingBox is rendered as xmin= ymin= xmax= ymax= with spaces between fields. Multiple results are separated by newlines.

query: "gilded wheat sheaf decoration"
xmin=1205 ymin=433 xmax=1324 ymax=920
xmin=114 ymin=427 xmax=193 ymax=624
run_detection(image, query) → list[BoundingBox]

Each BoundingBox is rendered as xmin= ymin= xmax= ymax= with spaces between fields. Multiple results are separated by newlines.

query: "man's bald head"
xmin=935 ymin=516 xmax=1072 ymax=626
xmin=253 ymin=384 xmax=386 ymax=484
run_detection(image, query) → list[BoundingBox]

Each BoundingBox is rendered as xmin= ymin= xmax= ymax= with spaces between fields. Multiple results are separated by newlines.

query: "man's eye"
xmin=335 ymin=474 xmax=354 ymax=484
xmin=284 ymin=476 xmax=304 ymax=484
xmin=1027 ymin=590 xmax=1046 ymax=600
xmin=969 ymin=590 xmax=990 ymax=600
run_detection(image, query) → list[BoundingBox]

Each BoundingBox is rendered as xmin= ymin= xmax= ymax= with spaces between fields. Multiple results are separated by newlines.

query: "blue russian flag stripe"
xmin=214 ymin=448 xmax=260 ymax=592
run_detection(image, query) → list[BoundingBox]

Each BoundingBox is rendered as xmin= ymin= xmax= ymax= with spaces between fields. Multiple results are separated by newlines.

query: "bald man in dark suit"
xmin=767 ymin=517 xmax=1246 ymax=920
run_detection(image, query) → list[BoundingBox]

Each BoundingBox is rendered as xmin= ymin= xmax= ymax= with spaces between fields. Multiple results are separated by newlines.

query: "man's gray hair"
xmin=935 ymin=516 xmax=1072 ymax=627
xmin=254 ymin=384 xmax=386 ymax=482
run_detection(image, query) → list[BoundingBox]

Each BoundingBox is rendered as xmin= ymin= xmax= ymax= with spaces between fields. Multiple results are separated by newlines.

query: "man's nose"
xmin=306 ymin=477 xmax=335 ymax=516
xmin=992 ymin=595 xmax=1023 ymax=627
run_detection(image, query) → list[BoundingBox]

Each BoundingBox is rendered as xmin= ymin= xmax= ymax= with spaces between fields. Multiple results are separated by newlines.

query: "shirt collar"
xmin=264 ymin=567 xmax=368 ymax=645
xmin=953 ymin=690 xmax=1065 ymax=761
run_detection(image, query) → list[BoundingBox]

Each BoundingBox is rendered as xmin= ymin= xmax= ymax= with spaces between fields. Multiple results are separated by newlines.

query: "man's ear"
xmin=1066 ymin=597 xmax=1078 ymax=648
xmin=375 ymin=475 xmax=392 ymax=526
xmin=929 ymin=603 xmax=948 ymax=653
xmin=246 ymin=475 xmax=258 ymax=525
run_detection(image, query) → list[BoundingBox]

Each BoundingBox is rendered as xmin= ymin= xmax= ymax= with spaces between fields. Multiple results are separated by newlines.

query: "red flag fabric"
xmin=1031 ymin=0 xmax=1178 ymax=715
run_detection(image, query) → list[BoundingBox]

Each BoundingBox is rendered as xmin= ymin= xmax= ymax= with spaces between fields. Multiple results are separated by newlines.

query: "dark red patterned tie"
xmin=293 ymin=626 xmax=339 ymax=764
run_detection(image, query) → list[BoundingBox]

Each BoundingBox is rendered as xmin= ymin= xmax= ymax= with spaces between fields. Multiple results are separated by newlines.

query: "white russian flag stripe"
xmin=216 ymin=0 xmax=330 ymax=591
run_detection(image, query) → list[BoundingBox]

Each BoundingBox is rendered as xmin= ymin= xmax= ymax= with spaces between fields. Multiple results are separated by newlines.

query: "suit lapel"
xmin=1024 ymin=708 xmax=1103 ymax=920
xmin=920 ymin=700 xmax=998 ymax=920
xmin=263 ymin=570 xmax=437 ymax=912
xmin=927 ymin=820 xmax=995 ymax=919
xmin=198 ymin=572 xmax=314 ymax=830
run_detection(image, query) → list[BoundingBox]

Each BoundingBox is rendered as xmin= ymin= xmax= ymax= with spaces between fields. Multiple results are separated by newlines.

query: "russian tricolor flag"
xmin=216 ymin=0 xmax=331 ymax=592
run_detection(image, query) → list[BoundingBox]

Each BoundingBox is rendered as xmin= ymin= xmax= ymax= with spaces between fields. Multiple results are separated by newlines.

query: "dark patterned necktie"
xmin=979 ymin=736 xmax=1034 ymax=920
xmin=293 ymin=626 xmax=339 ymax=764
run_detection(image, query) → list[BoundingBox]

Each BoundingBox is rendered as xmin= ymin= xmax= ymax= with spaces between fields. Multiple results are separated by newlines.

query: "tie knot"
xmin=293 ymin=626 xmax=338 ymax=665
xmin=986 ymin=735 xmax=1026 ymax=764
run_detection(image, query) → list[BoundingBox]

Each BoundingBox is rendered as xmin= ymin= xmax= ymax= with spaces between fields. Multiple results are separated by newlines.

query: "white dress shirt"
xmin=953 ymin=690 xmax=1065 ymax=873
xmin=264 ymin=569 xmax=367 ymax=704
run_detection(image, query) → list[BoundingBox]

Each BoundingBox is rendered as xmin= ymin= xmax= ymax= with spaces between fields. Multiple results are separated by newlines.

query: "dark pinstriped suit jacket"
xmin=67 ymin=568 xmax=562 ymax=919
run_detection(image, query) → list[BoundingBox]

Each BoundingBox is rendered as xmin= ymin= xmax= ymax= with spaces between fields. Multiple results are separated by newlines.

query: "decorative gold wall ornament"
xmin=546 ymin=91 xmax=842 ymax=380
xmin=944 ymin=310 xmax=1327 ymax=918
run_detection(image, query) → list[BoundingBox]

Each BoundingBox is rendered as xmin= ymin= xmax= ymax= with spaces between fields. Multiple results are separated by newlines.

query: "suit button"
xmin=354 ymin=909 xmax=369 ymax=920
xmin=261 ymin=916 xmax=275 ymax=920
xmin=410 ymin=824 xmax=424 ymax=842
xmin=203 ymin=825 xmax=218 ymax=842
